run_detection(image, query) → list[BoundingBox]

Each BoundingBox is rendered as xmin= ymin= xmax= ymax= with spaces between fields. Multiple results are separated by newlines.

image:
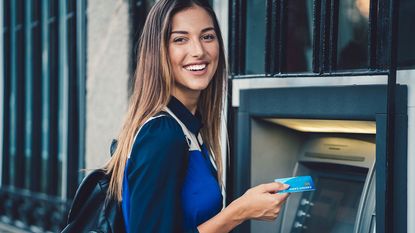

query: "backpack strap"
xmin=163 ymin=107 xmax=198 ymax=151
xmin=127 ymin=113 xmax=169 ymax=159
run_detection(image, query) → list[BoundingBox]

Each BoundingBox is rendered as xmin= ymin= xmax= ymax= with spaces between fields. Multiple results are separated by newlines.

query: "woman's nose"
xmin=190 ymin=40 xmax=205 ymax=57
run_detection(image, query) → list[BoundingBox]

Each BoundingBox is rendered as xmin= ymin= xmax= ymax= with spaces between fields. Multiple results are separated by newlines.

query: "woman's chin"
xmin=186 ymin=81 xmax=211 ymax=91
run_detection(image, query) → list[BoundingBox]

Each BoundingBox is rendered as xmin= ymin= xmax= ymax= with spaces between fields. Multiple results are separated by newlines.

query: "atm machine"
xmin=231 ymin=85 xmax=407 ymax=233
xmin=278 ymin=135 xmax=376 ymax=233
xmin=248 ymin=118 xmax=376 ymax=233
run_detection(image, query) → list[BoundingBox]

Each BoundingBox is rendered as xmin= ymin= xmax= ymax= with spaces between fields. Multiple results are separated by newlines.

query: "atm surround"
xmin=230 ymin=85 xmax=407 ymax=233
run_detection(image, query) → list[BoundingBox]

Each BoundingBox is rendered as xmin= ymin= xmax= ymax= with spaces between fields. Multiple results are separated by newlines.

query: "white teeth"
xmin=184 ymin=64 xmax=207 ymax=71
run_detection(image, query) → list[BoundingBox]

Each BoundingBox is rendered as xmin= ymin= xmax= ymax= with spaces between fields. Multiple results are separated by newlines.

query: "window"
xmin=284 ymin=0 xmax=314 ymax=73
xmin=336 ymin=0 xmax=369 ymax=70
xmin=245 ymin=0 xmax=266 ymax=74
xmin=1 ymin=0 xmax=86 ymax=231
xmin=229 ymin=0 xmax=400 ymax=77
xmin=397 ymin=0 xmax=415 ymax=69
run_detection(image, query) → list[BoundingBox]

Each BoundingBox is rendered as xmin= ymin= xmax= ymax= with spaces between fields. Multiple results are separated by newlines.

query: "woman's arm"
xmin=197 ymin=182 xmax=289 ymax=233
xmin=126 ymin=116 xmax=189 ymax=233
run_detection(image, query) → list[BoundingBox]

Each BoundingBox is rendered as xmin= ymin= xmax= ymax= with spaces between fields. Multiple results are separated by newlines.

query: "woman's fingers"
xmin=273 ymin=192 xmax=290 ymax=203
xmin=240 ymin=182 xmax=291 ymax=221
xmin=261 ymin=182 xmax=290 ymax=193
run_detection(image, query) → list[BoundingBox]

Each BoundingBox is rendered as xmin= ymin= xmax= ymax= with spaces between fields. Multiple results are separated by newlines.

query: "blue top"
xmin=122 ymin=97 xmax=223 ymax=233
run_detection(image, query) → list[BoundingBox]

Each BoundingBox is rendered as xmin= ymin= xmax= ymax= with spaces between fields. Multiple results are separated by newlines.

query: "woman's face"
xmin=168 ymin=5 xmax=219 ymax=99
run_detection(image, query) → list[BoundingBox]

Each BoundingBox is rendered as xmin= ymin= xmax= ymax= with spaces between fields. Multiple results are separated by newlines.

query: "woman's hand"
xmin=233 ymin=182 xmax=290 ymax=221
xmin=197 ymin=182 xmax=289 ymax=233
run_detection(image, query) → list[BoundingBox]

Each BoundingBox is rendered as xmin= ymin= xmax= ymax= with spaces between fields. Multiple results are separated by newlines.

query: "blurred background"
xmin=1 ymin=0 xmax=415 ymax=232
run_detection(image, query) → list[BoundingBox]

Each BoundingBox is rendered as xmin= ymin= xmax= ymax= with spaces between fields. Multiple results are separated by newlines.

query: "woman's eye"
xmin=173 ymin=37 xmax=187 ymax=43
xmin=201 ymin=34 xmax=216 ymax=41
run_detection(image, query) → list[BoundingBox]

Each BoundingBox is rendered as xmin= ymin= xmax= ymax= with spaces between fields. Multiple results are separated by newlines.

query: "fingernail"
xmin=284 ymin=184 xmax=290 ymax=189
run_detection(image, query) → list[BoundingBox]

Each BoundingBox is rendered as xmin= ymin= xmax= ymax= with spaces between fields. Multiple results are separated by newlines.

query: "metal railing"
xmin=1 ymin=0 xmax=86 ymax=231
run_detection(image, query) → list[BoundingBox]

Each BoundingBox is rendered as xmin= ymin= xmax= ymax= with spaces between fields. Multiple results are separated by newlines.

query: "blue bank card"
xmin=274 ymin=176 xmax=316 ymax=193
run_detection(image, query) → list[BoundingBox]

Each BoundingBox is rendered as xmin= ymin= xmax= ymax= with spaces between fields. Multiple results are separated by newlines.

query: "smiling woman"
xmin=97 ymin=0 xmax=290 ymax=233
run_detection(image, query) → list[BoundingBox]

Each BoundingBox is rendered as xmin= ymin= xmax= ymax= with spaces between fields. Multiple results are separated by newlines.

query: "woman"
xmin=103 ymin=0 xmax=289 ymax=232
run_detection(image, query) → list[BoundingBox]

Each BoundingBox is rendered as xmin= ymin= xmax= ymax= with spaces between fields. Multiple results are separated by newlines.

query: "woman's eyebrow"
xmin=171 ymin=30 xmax=189 ymax=35
xmin=170 ymin=27 xmax=215 ymax=35
xmin=201 ymin=27 xmax=215 ymax=33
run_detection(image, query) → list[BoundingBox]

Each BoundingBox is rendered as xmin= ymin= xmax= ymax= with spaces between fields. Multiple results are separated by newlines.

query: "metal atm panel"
xmin=280 ymin=136 xmax=376 ymax=233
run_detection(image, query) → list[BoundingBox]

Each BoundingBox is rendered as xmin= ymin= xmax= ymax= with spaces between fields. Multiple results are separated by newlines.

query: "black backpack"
xmin=61 ymin=140 xmax=125 ymax=233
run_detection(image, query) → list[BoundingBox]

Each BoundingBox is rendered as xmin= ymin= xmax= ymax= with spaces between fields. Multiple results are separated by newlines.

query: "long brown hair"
xmin=103 ymin=0 xmax=227 ymax=202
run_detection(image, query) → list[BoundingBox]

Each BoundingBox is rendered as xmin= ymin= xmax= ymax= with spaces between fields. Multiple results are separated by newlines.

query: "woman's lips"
xmin=183 ymin=63 xmax=209 ymax=76
xmin=184 ymin=63 xmax=207 ymax=71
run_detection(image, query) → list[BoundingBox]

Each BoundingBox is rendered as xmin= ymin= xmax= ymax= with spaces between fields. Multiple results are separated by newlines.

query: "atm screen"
xmin=291 ymin=175 xmax=365 ymax=233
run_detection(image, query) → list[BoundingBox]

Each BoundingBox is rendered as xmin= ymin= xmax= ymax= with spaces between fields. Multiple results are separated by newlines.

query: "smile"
xmin=184 ymin=63 xmax=207 ymax=71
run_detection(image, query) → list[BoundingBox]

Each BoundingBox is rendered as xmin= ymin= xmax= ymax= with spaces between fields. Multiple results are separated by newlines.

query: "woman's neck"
xmin=172 ymin=91 xmax=199 ymax=115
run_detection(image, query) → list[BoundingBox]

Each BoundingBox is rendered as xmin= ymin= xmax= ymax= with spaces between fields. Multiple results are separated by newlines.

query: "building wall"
xmin=397 ymin=70 xmax=415 ymax=233
xmin=86 ymin=0 xmax=131 ymax=169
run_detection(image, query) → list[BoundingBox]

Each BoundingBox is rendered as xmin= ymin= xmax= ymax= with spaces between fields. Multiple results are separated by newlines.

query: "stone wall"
xmin=86 ymin=0 xmax=130 ymax=169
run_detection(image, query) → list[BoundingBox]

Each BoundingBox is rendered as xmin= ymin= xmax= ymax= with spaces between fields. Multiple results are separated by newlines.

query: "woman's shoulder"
xmin=128 ymin=112 xmax=188 ymax=161
xmin=135 ymin=112 xmax=186 ymax=146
